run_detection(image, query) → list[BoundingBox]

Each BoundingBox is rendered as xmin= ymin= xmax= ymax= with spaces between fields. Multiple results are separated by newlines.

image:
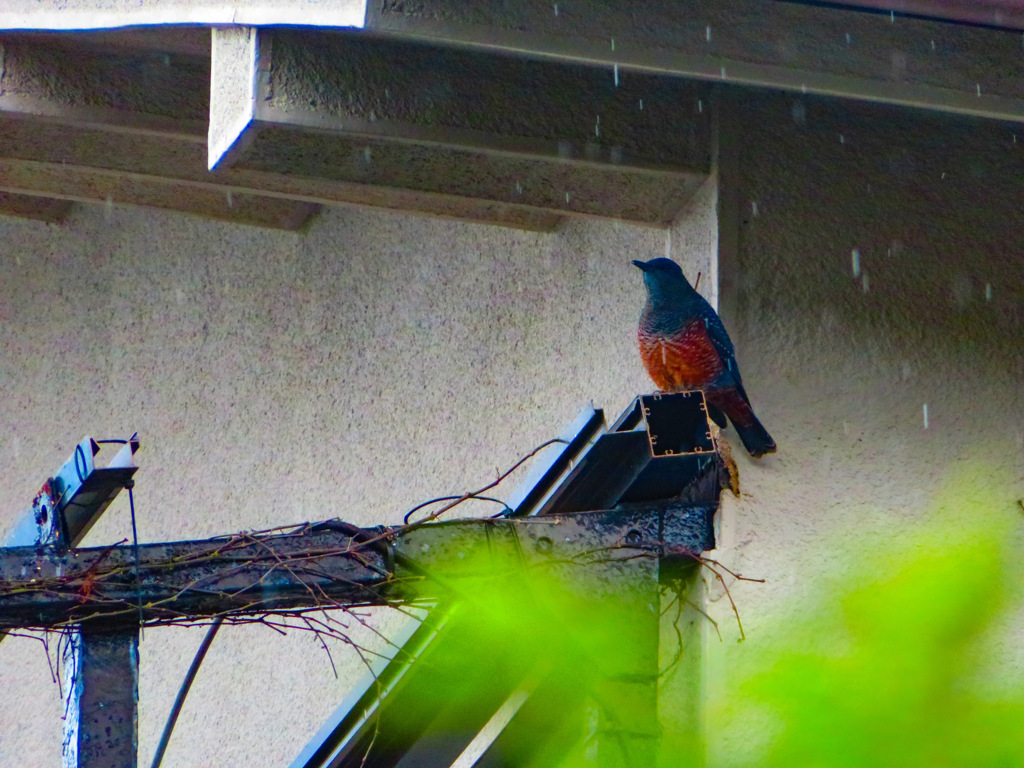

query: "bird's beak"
xmin=632 ymin=259 xmax=649 ymax=272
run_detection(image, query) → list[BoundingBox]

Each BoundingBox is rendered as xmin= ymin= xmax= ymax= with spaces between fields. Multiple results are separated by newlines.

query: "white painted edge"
xmin=0 ymin=2 xmax=366 ymax=31
xmin=208 ymin=26 xmax=257 ymax=171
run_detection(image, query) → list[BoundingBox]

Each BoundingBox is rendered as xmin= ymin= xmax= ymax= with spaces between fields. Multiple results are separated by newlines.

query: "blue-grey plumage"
xmin=633 ymin=258 xmax=776 ymax=457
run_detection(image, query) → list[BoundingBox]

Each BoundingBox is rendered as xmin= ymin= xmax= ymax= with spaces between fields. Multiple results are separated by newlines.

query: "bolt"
xmin=625 ymin=529 xmax=642 ymax=545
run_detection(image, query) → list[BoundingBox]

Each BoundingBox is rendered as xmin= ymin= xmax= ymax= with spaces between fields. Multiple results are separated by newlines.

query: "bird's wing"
xmin=699 ymin=305 xmax=742 ymax=385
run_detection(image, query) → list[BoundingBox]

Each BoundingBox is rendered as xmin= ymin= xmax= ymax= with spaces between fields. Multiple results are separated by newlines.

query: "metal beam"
xmin=364 ymin=0 xmax=1024 ymax=124
xmin=0 ymin=525 xmax=390 ymax=630
xmin=0 ymin=507 xmax=714 ymax=631
xmin=292 ymin=404 xmax=607 ymax=768
xmin=209 ymin=27 xmax=711 ymax=226
xmin=62 ymin=628 xmax=140 ymax=768
xmin=290 ymin=394 xmax=723 ymax=768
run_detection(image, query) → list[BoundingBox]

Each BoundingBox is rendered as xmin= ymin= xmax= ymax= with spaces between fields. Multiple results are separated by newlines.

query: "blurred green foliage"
xmin=708 ymin=476 xmax=1024 ymax=767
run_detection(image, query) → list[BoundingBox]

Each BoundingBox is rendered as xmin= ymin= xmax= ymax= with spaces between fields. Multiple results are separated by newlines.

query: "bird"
xmin=633 ymin=257 xmax=776 ymax=458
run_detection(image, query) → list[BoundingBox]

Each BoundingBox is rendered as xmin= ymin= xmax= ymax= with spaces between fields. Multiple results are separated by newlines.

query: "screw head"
xmin=625 ymin=529 xmax=643 ymax=545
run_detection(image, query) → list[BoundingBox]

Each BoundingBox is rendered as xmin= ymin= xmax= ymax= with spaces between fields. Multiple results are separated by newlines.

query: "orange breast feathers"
xmin=637 ymin=320 xmax=725 ymax=392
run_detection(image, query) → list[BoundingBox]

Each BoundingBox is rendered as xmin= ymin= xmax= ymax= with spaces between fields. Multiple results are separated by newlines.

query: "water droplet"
xmin=1014 ymin=134 xmax=1018 ymax=144
xmin=890 ymin=10 xmax=894 ymax=22
xmin=986 ymin=283 xmax=992 ymax=300
xmin=930 ymin=39 xmax=936 ymax=50
xmin=698 ymin=99 xmax=703 ymax=113
xmin=846 ymin=32 xmax=851 ymax=44
xmin=611 ymin=38 xmax=615 ymax=51
xmin=364 ymin=147 xmax=372 ymax=163
xmin=922 ymin=403 xmax=929 ymax=429
xmin=515 ymin=182 xmax=523 ymax=194
xmin=942 ymin=172 xmax=947 ymax=179
xmin=720 ymin=66 xmax=727 ymax=79
xmin=751 ymin=201 xmax=759 ymax=216
xmin=862 ymin=271 xmax=869 ymax=293
xmin=706 ymin=25 xmax=712 ymax=42
xmin=226 ymin=191 xmax=233 ymax=208
xmin=613 ymin=64 xmax=619 ymax=86
xmin=639 ymin=98 xmax=644 ymax=110
xmin=851 ymin=248 xmax=861 ymax=277
xmin=565 ymin=192 xmax=570 ymax=203
xmin=595 ymin=117 xmax=600 ymax=137
xmin=553 ymin=3 xmax=558 ymax=15
xmin=840 ymin=134 xmax=845 ymax=144
xmin=665 ymin=230 xmax=672 ymax=259
xmin=976 ymin=83 xmax=982 ymax=97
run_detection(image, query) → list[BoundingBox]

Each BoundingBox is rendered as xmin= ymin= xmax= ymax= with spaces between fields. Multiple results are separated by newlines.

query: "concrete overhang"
xmin=0 ymin=31 xmax=569 ymax=229
xmin=3 ymin=0 xmax=1024 ymax=228
xmin=363 ymin=0 xmax=1024 ymax=123
xmin=208 ymin=27 xmax=711 ymax=226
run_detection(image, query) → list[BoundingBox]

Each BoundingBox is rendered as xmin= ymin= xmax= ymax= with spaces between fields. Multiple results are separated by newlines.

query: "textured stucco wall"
xmin=704 ymin=89 xmax=1024 ymax=761
xmin=0 ymin=199 xmax=716 ymax=766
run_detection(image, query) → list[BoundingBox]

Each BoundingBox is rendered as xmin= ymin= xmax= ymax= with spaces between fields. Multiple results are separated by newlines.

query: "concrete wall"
xmin=704 ymin=89 xmax=1024 ymax=761
xmin=0 ymin=192 xmax=716 ymax=766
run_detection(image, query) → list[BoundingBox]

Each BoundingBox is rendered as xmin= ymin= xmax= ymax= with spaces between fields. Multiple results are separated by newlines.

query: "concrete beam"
xmin=0 ymin=157 xmax=319 ymax=230
xmin=0 ymin=118 xmax=562 ymax=231
xmin=209 ymin=28 xmax=711 ymax=225
xmin=8 ymin=28 xmax=214 ymax=58
xmin=0 ymin=35 xmax=562 ymax=230
xmin=0 ymin=189 xmax=70 ymax=221
xmin=0 ymin=36 xmax=209 ymax=137
xmin=365 ymin=0 xmax=1024 ymax=123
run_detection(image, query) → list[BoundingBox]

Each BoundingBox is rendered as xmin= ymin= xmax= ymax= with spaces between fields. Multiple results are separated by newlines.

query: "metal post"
xmin=577 ymin=558 xmax=661 ymax=768
xmin=62 ymin=628 xmax=140 ymax=768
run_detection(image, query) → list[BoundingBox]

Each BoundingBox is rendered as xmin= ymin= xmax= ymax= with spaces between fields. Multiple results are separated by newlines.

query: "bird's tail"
xmin=708 ymin=387 xmax=777 ymax=458
xmin=732 ymin=415 xmax=777 ymax=458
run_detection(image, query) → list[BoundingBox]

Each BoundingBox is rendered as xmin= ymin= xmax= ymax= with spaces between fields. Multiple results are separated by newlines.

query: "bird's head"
xmin=632 ymin=258 xmax=695 ymax=300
